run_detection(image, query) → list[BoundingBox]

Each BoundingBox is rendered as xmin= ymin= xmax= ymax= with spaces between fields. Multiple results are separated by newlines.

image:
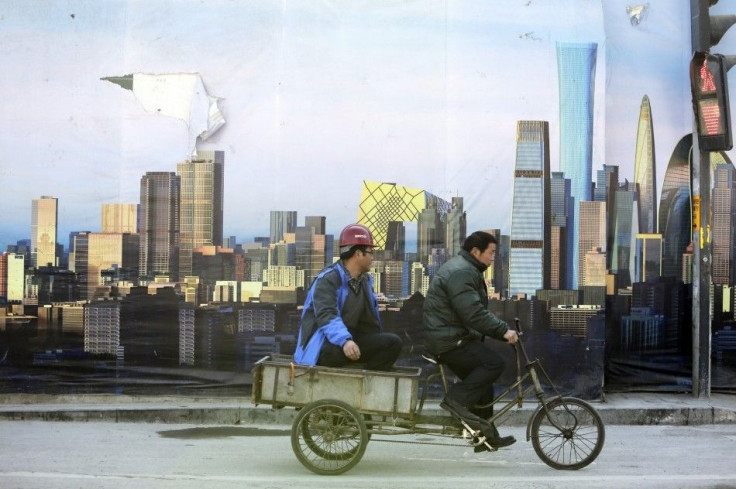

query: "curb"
xmin=1 ymin=399 xmax=735 ymax=426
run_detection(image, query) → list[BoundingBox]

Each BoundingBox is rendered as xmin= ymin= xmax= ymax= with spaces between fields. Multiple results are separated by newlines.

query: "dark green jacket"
xmin=423 ymin=249 xmax=509 ymax=354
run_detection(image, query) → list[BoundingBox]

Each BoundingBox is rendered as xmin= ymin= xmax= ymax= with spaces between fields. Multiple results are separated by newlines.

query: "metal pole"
xmin=691 ymin=140 xmax=712 ymax=399
xmin=691 ymin=0 xmax=712 ymax=398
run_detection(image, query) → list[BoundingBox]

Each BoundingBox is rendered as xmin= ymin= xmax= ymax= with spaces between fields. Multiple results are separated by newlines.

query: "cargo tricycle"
xmin=251 ymin=321 xmax=604 ymax=475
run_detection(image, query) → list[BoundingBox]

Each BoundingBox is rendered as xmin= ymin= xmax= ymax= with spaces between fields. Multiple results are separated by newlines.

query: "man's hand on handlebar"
xmin=504 ymin=329 xmax=519 ymax=344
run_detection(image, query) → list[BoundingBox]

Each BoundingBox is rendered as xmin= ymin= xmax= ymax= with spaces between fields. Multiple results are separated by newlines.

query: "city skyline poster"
xmin=2 ymin=1 xmax=736 ymax=396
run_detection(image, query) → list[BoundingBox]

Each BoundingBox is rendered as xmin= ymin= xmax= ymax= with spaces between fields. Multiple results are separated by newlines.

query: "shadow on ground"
xmin=158 ymin=426 xmax=290 ymax=439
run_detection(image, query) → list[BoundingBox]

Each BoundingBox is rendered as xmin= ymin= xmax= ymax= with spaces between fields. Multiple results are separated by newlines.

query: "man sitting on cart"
xmin=424 ymin=230 xmax=519 ymax=451
xmin=294 ymin=223 xmax=402 ymax=371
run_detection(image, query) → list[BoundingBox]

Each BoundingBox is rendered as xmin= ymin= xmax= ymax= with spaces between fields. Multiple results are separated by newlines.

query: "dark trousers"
xmin=317 ymin=332 xmax=402 ymax=371
xmin=441 ymin=340 xmax=506 ymax=420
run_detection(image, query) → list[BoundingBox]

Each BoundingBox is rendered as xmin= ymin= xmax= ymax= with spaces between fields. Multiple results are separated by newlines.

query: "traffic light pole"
xmin=691 ymin=0 xmax=712 ymax=399
xmin=691 ymin=135 xmax=711 ymax=399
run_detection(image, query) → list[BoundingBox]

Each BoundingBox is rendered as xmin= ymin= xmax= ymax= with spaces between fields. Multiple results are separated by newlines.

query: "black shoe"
xmin=473 ymin=435 xmax=516 ymax=452
xmin=485 ymin=434 xmax=516 ymax=448
xmin=474 ymin=422 xmax=517 ymax=451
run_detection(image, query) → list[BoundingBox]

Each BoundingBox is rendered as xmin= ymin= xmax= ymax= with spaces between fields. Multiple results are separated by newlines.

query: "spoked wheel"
xmin=291 ymin=399 xmax=368 ymax=475
xmin=530 ymin=397 xmax=605 ymax=470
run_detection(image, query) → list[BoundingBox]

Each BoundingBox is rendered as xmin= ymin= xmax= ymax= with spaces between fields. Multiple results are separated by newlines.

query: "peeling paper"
xmin=626 ymin=4 xmax=649 ymax=26
xmin=102 ymin=73 xmax=225 ymax=154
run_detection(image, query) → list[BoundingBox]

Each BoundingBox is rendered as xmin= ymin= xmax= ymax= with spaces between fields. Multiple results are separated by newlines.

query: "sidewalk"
xmin=1 ymin=392 xmax=735 ymax=426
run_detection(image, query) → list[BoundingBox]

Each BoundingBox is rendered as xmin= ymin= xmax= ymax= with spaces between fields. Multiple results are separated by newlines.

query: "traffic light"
xmin=690 ymin=51 xmax=732 ymax=151
xmin=690 ymin=0 xmax=736 ymax=152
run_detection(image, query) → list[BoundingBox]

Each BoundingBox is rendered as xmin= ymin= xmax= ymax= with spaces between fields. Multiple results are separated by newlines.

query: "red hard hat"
xmin=339 ymin=223 xmax=374 ymax=248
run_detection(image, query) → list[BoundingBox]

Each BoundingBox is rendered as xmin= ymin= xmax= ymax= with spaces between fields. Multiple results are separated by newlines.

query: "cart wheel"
xmin=530 ymin=397 xmax=605 ymax=470
xmin=291 ymin=399 xmax=368 ymax=475
xmin=298 ymin=411 xmax=372 ymax=459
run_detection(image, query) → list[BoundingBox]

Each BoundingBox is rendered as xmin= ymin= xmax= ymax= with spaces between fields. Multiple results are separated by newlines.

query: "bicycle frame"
xmin=415 ymin=325 xmax=577 ymax=438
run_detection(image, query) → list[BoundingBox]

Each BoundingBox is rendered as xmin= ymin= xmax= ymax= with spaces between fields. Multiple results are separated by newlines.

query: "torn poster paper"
xmin=626 ymin=4 xmax=649 ymax=26
xmin=102 ymin=73 xmax=225 ymax=154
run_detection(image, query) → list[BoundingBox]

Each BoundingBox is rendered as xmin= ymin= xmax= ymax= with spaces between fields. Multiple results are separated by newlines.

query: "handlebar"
xmin=514 ymin=317 xmax=523 ymax=336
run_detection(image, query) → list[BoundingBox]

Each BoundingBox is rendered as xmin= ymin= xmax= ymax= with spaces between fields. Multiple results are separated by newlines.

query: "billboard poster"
xmin=1 ymin=1 xmax=735 ymax=400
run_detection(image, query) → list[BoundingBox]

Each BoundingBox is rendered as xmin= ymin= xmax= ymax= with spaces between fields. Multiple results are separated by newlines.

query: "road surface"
xmin=1 ymin=421 xmax=735 ymax=488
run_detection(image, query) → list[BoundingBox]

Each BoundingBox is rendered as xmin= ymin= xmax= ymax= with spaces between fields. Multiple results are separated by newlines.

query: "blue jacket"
xmin=294 ymin=262 xmax=383 ymax=366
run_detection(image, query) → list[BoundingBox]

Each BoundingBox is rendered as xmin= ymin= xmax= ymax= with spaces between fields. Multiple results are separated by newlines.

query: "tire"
xmin=291 ymin=399 xmax=369 ymax=475
xmin=530 ymin=397 xmax=605 ymax=470
xmin=299 ymin=412 xmax=373 ymax=461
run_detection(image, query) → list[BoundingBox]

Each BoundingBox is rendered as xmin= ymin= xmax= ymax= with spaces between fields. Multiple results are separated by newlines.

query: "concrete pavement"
xmin=1 ymin=392 xmax=735 ymax=425
xmin=2 ymin=421 xmax=736 ymax=488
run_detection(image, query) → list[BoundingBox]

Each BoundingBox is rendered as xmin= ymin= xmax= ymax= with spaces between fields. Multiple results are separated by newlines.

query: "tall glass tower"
xmin=712 ymin=162 xmax=736 ymax=285
xmin=295 ymin=218 xmax=326 ymax=287
xmin=611 ymin=181 xmax=637 ymax=287
xmin=385 ymin=221 xmax=406 ymax=260
xmin=139 ymin=172 xmax=180 ymax=280
xmin=31 ymin=196 xmax=58 ymax=268
xmin=509 ymin=121 xmax=551 ymax=297
xmin=634 ymin=95 xmax=657 ymax=234
xmin=658 ymin=135 xmax=692 ymax=279
xmin=445 ymin=197 xmax=466 ymax=258
xmin=269 ymin=211 xmax=297 ymax=244
xmin=578 ymin=201 xmax=606 ymax=286
xmin=550 ymin=172 xmax=572 ymax=289
xmin=177 ymin=150 xmax=224 ymax=280
xmin=556 ymin=42 xmax=598 ymax=289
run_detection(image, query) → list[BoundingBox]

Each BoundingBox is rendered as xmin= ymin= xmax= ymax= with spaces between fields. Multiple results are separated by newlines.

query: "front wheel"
xmin=530 ymin=397 xmax=605 ymax=470
xmin=291 ymin=399 xmax=368 ymax=475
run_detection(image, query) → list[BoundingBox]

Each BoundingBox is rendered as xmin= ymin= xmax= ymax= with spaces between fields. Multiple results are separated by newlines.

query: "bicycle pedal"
xmin=462 ymin=431 xmax=498 ymax=452
xmin=473 ymin=440 xmax=498 ymax=453
xmin=459 ymin=420 xmax=481 ymax=437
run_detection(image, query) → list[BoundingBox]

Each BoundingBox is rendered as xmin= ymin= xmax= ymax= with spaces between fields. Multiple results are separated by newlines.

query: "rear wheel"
xmin=291 ymin=399 xmax=368 ymax=475
xmin=530 ymin=397 xmax=605 ymax=470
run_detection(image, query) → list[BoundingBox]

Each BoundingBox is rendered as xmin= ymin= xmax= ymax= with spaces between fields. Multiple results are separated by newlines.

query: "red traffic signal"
xmin=690 ymin=51 xmax=733 ymax=151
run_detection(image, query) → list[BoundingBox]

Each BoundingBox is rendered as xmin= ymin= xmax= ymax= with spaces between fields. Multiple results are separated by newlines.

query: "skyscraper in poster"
xmin=270 ymin=211 xmax=297 ymax=244
xmin=384 ymin=221 xmax=406 ymax=260
xmin=634 ymin=95 xmax=657 ymax=234
xmin=295 ymin=216 xmax=327 ymax=286
xmin=712 ymin=162 xmax=736 ymax=285
xmin=177 ymin=150 xmax=224 ymax=281
xmin=0 ymin=253 xmax=7 ymax=301
xmin=658 ymin=135 xmax=692 ymax=280
xmin=556 ymin=42 xmax=597 ymax=289
xmin=550 ymin=172 xmax=572 ymax=290
xmin=509 ymin=121 xmax=551 ymax=297
xmin=31 ymin=196 xmax=58 ymax=268
xmin=357 ymin=181 xmax=451 ymax=259
xmin=139 ymin=172 xmax=180 ymax=280
xmin=578 ymin=201 xmax=606 ymax=287
xmin=611 ymin=181 xmax=637 ymax=287
xmin=445 ymin=197 xmax=467 ymax=258
xmin=101 ymin=203 xmax=138 ymax=234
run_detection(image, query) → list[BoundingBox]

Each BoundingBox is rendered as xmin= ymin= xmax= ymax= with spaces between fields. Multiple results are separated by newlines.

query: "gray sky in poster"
xmin=1 ymin=0 xmax=735 ymax=249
